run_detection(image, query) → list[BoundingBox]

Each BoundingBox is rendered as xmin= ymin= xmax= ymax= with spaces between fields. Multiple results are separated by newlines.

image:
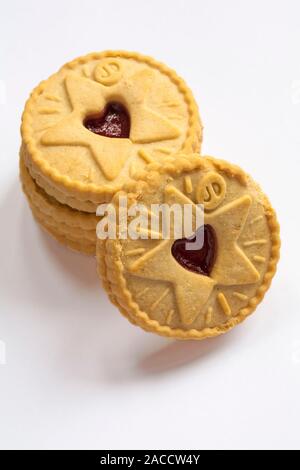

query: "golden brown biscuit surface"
xmin=21 ymin=51 xmax=202 ymax=211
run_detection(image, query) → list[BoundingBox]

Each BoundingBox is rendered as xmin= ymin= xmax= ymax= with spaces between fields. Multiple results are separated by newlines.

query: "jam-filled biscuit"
xmin=20 ymin=156 xmax=97 ymax=255
xmin=97 ymin=154 xmax=280 ymax=340
xmin=21 ymin=50 xmax=202 ymax=212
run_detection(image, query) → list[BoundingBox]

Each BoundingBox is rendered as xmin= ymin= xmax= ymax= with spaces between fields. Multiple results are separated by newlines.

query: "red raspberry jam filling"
xmin=171 ymin=225 xmax=217 ymax=276
xmin=84 ymin=102 xmax=130 ymax=138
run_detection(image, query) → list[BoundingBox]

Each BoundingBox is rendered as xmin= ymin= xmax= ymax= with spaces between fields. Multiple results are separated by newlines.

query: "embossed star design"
xmin=41 ymin=70 xmax=180 ymax=180
xmin=128 ymin=186 xmax=260 ymax=325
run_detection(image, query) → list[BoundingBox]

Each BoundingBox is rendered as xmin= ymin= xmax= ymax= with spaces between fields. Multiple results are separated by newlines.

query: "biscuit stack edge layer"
xmin=19 ymin=50 xmax=203 ymax=256
xmin=19 ymin=153 xmax=97 ymax=255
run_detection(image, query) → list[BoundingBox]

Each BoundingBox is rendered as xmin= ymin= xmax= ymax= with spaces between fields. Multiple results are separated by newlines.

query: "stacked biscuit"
xmin=20 ymin=50 xmax=202 ymax=255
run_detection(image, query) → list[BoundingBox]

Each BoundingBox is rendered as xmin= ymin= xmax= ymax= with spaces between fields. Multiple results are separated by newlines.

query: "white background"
xmin=0 ymin=0 xmax=299 ymax=450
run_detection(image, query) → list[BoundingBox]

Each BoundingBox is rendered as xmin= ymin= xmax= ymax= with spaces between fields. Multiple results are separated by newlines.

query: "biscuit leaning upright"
xmin=97 ymin=154 xmax=280 ymax=339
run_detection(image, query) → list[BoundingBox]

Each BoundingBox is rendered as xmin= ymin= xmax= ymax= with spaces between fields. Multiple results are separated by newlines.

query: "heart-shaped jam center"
xmin=84 ymin=102 xmax=130 ymax=138
xmin=171 ymin=225 xmax=217 ymax=276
